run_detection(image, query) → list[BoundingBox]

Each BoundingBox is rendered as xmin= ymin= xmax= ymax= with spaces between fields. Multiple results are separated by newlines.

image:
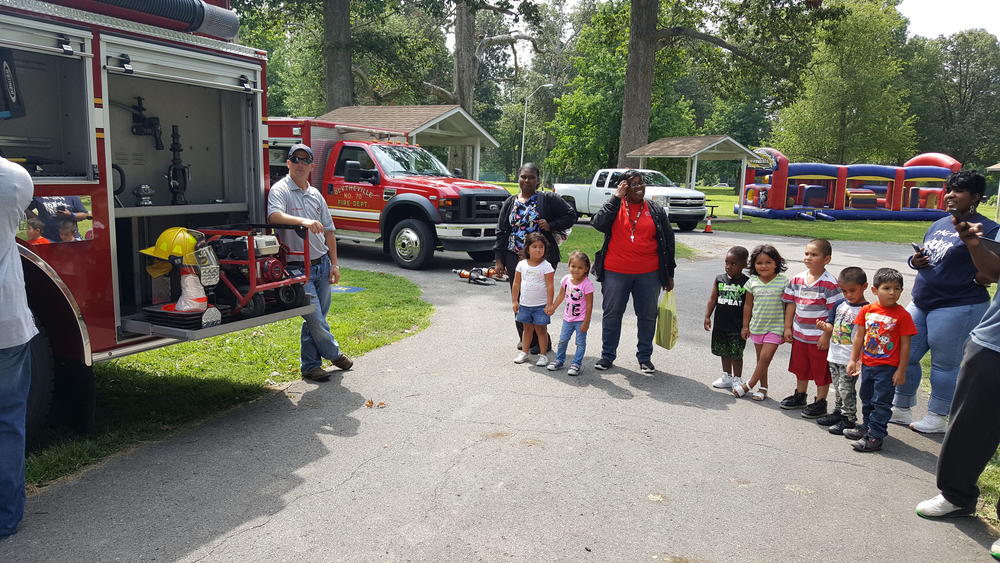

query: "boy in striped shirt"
xmin=780 ymin=239 xmax=843 ymax=416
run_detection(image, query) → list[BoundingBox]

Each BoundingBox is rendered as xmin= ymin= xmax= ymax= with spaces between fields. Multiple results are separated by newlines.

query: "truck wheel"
xmin=467 ymin=250 xmax=494 ymax=262
xmin=677 ymin=221 xmax=699 ymax=232
xmin=26 ymin=324 xmax=55 ymax=449
xmin=390 ymin=219 xmax=434 ymax=270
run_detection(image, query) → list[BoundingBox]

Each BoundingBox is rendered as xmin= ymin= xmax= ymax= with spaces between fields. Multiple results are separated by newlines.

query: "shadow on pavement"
xmin=3 ymin=379 xmax=365 ymax=561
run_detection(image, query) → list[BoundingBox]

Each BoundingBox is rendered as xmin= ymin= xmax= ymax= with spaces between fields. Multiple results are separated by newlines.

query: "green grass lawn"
xmin=26 ymin=268 xmax=432 ymax=488
xmin=701 ymin=186 xmax=999 ymax=243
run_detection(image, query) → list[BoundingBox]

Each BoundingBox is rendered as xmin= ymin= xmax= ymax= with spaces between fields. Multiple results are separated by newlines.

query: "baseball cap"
xmin=287 ymin=143 xmax=313 ymax=159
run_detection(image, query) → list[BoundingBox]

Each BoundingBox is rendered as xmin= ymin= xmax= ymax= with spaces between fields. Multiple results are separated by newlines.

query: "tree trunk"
xmin=447 ymin=1 xmax=478 ymax=175
xmin=616 ymin=0 xmax=658 ymax=167
xmin=324 ymin=0 xmax=352 ymax=113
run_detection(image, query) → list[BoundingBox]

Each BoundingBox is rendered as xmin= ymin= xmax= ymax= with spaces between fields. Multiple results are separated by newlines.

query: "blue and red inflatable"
xmin=738 ymin=149 xmax=958 ymax=221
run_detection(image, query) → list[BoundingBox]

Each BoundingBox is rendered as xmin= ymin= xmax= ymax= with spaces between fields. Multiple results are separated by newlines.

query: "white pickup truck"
xmin=554 ymin=169 xmax=707 ymax=231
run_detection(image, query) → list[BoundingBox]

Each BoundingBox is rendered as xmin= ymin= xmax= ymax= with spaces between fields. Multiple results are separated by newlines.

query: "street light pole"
xmin=520 ymin=83 xmax=554 ymax=167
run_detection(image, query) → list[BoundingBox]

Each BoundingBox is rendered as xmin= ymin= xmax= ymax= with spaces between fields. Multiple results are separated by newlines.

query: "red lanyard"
xmin=624 ymin=200 xmax=644 ymax=242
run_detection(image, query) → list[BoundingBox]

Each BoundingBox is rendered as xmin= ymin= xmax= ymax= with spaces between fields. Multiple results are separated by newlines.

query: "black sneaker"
xmin=594 ymin=358 xmax=613 ymax=370
xmin=828 ymin=419 xmax=856 ymax=435
xmin=843 ymin=426 xmax=868 ymax=440
xmin=851 ymin=436 xmax=883 ymax=452
xmin=639 ymin=361 xmax=655 ymax=374
xmin=816 ymin=412 xmax=843 ymax=426
xmin=801 ymin=398 xmax=828 ymax=419
xmin=779 ymin=391 xmax=808 ymax=410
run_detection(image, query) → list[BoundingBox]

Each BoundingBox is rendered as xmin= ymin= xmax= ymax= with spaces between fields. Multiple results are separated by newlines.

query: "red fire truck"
xmin=1 ymin=0 xmax=313 ymax=442
xmin=268 ymin=118 xmax=510 ymax=269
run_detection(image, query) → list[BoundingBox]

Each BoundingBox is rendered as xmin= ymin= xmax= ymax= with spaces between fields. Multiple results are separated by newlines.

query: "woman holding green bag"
xmin=591 ymin=169 xmax=676 ymax=374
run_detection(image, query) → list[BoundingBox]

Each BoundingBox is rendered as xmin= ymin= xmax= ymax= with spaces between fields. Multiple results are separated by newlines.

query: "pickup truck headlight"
xmin=650 ymin=195 xmax=669 ymax=208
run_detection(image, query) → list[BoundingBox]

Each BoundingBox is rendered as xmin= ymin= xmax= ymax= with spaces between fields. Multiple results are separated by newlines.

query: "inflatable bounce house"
xmin=738 ymin=148 xmax=959 ymax=221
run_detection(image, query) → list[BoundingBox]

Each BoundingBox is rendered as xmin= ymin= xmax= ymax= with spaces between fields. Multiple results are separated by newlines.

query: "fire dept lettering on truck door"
xmin=330 ymin=145 xmax=383 ymax=231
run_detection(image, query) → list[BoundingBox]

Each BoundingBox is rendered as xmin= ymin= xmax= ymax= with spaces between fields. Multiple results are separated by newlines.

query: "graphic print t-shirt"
xmin=560 ymin=275 xmax=595 ymax=322
xmin=516 ymin=259 xmax=555 ymax=307
xmin=712 ymin=272 xmax=749 ymax=335
xmin=827 ymin=299 xmax=867 ymax=365
xmin=853 ymin=302 xmax=917 ymax=367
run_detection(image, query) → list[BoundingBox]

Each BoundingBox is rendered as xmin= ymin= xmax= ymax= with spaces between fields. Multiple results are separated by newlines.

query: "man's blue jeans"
xmin=894 ymin=301 xmax=988 ymax=415
xmin=600 ymin=270 xmax=660 ymax=363
xmin=860 ymin=364 xmax=896 ymax=439
xmin=298 ymin=256 xmax=342 ymax=373
xmin=0 ymin=341 xmax=31 ymax=538
xmin=555 ymin=320 xmax=587 ymax=366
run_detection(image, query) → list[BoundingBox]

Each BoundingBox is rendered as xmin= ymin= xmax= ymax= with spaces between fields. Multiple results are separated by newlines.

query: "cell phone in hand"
xmin=911 ymin=242 xmax=926 ymax=256
xmin=948 ymin=208 xmax=966 ymax=221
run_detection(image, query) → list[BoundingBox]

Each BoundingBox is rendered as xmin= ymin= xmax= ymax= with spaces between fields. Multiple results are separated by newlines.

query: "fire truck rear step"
xmin=121 ymin=304 xmax=314 ymax=341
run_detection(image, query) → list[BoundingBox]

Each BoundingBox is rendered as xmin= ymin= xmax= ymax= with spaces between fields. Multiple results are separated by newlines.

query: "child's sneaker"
xmin=779 ymin=391 xmax=808 ymax=410
xmin=828 ymin=419 xmax=856 ymax=435
xmin=712 ymin=373 xmax=736 ymax=388
xmin=801 ymin=398 xmax=828 ymax=419
xmin=851 ymin=436 xmax=883 ymax=452
xmin=514 ymin=352 xmax=529 ymax=364
xmin=889 ymin=406 xmax=912 ymax=425
xmin=816 ymin=410 xmax=843 ymax=426
xmin=567 ymin=364 xmax=581 ymax=376
xmin=535 ymin=354 xmax=550 ymax=367
xmin=843 ymin=426 xmax=868 ymax=440
xmin=547 ymin=360 xmax=564 ymax=371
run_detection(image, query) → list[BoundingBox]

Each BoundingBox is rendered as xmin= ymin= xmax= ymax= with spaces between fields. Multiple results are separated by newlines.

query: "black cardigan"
xmin=591 ymin=196 xmax=676 ymax=287
xmin=494 ymin=190 xmax=577 ymax=265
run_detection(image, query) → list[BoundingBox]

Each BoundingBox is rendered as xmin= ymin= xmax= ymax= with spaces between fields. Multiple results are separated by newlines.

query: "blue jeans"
xmin=0 ymin=341 xmax=31 ymax=538
xmin=894 ymin=301 xmax=988 ymax=415
xmin=555 ymin=320 xmax=587 ymax=366
xmin=297 ymin=257 xmax=342 ymax=373
xmin=600 ymin=270 xmax=660 ymax=363
xmin=860 ymin=364 xmax=896 ymax=439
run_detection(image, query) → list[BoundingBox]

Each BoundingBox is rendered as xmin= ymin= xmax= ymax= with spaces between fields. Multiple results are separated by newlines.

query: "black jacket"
xmin=591 ymin=196 xmax=676 ymax=287
xmin=494 ymin=190 xmax=577 ymax=265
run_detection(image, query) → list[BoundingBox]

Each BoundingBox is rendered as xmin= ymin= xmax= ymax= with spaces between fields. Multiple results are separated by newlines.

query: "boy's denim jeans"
xmin=296 ymin=256 xmax=342 ymax=373
xmin=894 ymin=301 xmax=988 ymax=416
xmin=555 ymin=320 xmax=587 ymax=366
xmin=860 ymin=364 xmax=896 ymax=439
xmin=0 ymin=341 xmax=31 ymax=538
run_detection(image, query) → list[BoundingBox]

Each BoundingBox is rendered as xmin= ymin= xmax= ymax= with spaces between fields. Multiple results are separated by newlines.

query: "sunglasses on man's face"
xmin=288 ymin=155 xmax=313 ymax=164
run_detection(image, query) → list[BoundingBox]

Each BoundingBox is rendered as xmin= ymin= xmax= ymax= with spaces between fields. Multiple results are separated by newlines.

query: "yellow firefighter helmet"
xmin=139 ymin=227 xmax=203 ymax=265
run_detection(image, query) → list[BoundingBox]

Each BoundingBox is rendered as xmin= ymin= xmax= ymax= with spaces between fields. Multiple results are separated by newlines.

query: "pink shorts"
xmin=749 ymin=332 xmax=783 ymax=345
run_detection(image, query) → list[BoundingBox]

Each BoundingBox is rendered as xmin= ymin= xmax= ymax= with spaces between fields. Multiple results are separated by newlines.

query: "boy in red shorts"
xmin=780 ymin=239 xmax=843 ymax=416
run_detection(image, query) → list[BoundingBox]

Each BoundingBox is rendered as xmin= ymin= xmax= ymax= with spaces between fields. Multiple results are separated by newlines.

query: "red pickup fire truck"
xmin=268 ymin=118 xmax=510 ymax=269
xmin=2 ymin=0 xmax=314 ymax=443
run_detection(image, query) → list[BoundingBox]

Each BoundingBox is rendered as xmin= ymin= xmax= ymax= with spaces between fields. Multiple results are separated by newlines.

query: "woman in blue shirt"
xmin=892 ymin=171 xmax=999 ymax=433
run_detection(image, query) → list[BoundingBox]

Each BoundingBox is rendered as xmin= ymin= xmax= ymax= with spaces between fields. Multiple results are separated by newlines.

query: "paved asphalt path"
xmin=3 ymin=229 xmax=996 ymax=561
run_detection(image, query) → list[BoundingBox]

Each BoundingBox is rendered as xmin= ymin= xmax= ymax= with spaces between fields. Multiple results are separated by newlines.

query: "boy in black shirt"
xmin=705 ymin=246 xmax=750 ymax=389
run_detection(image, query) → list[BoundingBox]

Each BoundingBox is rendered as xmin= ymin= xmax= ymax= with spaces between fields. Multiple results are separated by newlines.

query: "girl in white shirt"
xmin=512 ymin=232 xmax=555 ymax=366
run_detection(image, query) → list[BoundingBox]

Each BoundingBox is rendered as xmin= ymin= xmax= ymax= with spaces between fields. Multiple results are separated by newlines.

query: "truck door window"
xmin=0 ymin=47 xmax=92 ymax=180
xmin=608 ymin=172 xmax=624 ymax=188
xmin=334 ymin=146 xmax=374 ymax=177
xmin=595 ymin=171 xmax=608 ymax=188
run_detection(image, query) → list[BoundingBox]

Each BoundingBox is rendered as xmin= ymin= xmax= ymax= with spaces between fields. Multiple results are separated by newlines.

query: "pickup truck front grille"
xmin=459 ymin=191 xmax=509 ymax=223
xmin=668 ymin=197 xmax=704 ymax=208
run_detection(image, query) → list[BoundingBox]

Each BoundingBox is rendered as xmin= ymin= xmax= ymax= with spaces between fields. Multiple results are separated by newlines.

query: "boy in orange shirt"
xmin=845 ymin=268 xmax=917 ymax=452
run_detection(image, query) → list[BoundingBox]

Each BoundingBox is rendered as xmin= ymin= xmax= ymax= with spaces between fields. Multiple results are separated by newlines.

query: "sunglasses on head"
xmin=288 ymin=155 xmax=313 ymax=164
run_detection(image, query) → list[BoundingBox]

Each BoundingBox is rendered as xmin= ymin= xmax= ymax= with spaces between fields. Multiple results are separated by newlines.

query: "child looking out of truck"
xmin=512 ymin=232 xmax=555 ymax=367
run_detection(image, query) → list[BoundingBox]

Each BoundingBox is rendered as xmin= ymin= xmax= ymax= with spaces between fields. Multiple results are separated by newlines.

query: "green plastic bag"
xmin=654 ymin=291 xmax=678 ymax=350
